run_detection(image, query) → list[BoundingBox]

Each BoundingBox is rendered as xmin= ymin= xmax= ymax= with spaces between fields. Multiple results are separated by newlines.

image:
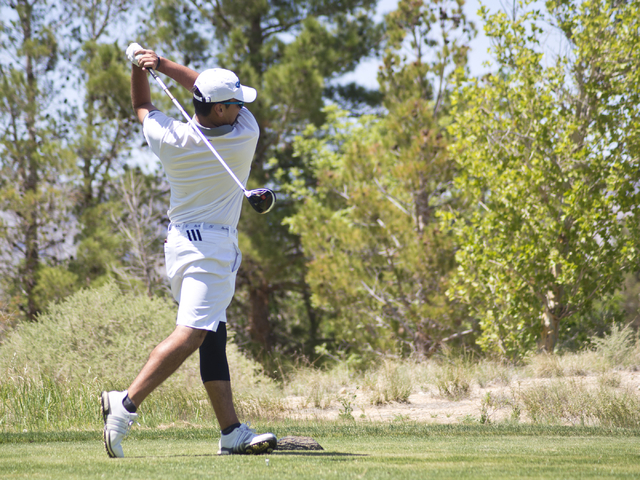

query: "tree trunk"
xmin=249 ymin=281 xmax=272 ymax=352
xmin=21 ymin=0 xmax=40 ymax=321
xmin=540 ymin=303 xmax=560 ymax=353
xmin=302 ymin=278 xmax=319 ymax=357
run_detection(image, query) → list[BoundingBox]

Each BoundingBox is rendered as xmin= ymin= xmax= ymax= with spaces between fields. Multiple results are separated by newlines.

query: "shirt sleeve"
xmin=236 ymin=107 xmax=260 ymax=140
xmin=143 ymin=110 xmax=183 ymax=157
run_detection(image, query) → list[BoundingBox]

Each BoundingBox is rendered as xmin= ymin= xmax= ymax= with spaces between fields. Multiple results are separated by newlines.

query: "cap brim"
xmin=237 ymin=85 xmax=257 ymax=103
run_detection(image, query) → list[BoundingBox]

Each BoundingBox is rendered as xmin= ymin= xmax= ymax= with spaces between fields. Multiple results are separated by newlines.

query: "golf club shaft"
xmin=147 ymin=69 xmax=248 ymax=194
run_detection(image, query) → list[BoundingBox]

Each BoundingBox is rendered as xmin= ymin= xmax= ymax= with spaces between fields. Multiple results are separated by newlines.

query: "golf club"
xmin=145 ymin=65 xmax=276 ymax=214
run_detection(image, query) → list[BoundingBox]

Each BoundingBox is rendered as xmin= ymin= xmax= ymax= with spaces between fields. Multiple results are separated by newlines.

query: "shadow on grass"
xmin=273 ymin=451 xmax=368 ymax=457
xmin=4 ymin=423 xmax=640 ymax=445
xmin=124 ymin=452 xmax=366 ymax=459
xmin=124 ymin=454 xmax=217 ymax=459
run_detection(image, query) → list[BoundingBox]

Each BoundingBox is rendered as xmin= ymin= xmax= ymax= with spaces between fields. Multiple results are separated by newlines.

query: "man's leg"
xmin=128 ymin=325 xmax=208 ymax=406
xmin=199 ymin=326 xmax=276 ymax=455
xmin=199 ymin=325 xmax=238 ymax=430
xmin=204 ymin=380 xmax=239 ymax=431
xmin=101 ymin=325 xmax=207 ymax=458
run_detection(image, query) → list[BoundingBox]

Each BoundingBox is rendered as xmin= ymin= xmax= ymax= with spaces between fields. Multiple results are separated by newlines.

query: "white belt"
xmin=169 ymin=222 xmax=238 ymax=238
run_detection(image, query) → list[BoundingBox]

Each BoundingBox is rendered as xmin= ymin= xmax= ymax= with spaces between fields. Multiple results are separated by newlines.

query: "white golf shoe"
xmin=101 ymin=390 xmax=138 ymax=458
xmin=218 ymin=423 xmax=277 ymax=455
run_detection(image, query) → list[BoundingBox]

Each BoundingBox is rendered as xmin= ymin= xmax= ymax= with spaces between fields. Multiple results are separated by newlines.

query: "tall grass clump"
xmin=526 ymin=353 xmax=566 ymax=378
xmin=524 ymin=325 xmax=640 ymax=379
xmin=284 ymin=362 xmax=360 ymax=409
xmin=591 ymin=324 xmax=640 ymax=369
xmin=365 ymin=360 xmax=413 ymax=405
xmin=517 ymin=379 xmax=640 ymax=428
xmin=282 ymin=359 xmax=415 ymax=409
xmin=0 ymin=375 xmax=102 ymax=431
xmin=515 ymin=326 xmax=640 ymax=428
xmin=0 ymin=282 xmax=280 ymax=432
xmin=433 ymin=355 xmax=472 ymax=401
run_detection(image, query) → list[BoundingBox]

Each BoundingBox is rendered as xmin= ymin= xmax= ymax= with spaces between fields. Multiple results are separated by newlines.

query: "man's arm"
xmin=131 ymin=64 xmax=156 ymax=124
xmin=129 ymin=46 xmax=200 ymax=124
xmin=152 ymin=55 xmax=199 ymax=92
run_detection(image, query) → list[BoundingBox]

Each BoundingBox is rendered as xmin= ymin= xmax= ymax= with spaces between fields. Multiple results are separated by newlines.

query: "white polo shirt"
xmin=143 ymin=107 xmax=259 ymax=228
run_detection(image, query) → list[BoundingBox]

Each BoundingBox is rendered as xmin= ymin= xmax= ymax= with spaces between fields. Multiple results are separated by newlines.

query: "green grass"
xmin=1 ymin=423 xmax=640 ymax=479
xmin=3 ymin=286 xmax=640 ymax=477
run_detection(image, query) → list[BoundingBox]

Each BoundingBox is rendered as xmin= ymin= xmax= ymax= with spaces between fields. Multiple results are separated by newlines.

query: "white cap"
xmin=193 ymin=68 xmax=257 ymax=103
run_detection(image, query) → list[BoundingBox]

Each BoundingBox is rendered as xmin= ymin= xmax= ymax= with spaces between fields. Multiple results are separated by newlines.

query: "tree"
xmin=108 ymin=168 xmax=169 ymax=298
xmin=63 ymin=0 xmax=142 ymax=290
xmin=0 ymin=0 xmax=75 ymax=319
xmin=286 ymin=0 xmax=475 ymax=359
xmin=446 ymin=0 xmax=640 ymax=358
xmin=142 ymin=0 xmax=384 ymax=360
xmin=0 ymin=0 xmax=159 ymax=319
xmin=67 ymin=39 xmax=149 ymax=292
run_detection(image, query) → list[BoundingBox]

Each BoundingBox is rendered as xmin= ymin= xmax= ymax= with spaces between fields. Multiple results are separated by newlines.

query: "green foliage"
xmin=0 ymin=282 xmax=176 ymax=384
xmin=0 ymin=0 xmax=151 ymax=322
xmin=0 ymin=283 xmax=273 ymax=394
xmin=0 ymin=0 xmax=76 ymax=320
xmin=338 ymin=393 xmax=356 ymax=420
xmin=0 ymin=282 xmax=282 ymax=430
xmin=446 ymin=0 xmax=640 ymax=358
xmin=70 ymin=202 xmax=124 ymax=286
xmin=31 ymin=266 xmax=79 ymax=312
xmin=3 ymin=0 xmax=639 ymax=369
xmin=74 ymin=40 xmax=139 ymax=211
xmin=285 ymin=0 xmax=475 ymax=357
xmin=141 ymin=0 xmax=384 ymax=360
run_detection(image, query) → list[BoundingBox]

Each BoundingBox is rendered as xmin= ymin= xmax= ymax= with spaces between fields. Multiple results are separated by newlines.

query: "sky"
xmin=339 ymin=0 xmax=560 ymax=89
xmin=338 ymin=0 xmax=495 ymax=88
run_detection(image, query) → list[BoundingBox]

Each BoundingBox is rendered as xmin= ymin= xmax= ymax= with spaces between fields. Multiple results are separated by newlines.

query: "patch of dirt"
xmin=280 ymin=371 xmax=640 ymax=424
xmin=277 ymin=436 xmax=324 ymax=450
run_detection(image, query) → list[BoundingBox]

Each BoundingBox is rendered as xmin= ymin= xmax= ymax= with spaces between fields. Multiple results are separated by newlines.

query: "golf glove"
xmin=126 ymin=43 xmax=145 ymax=67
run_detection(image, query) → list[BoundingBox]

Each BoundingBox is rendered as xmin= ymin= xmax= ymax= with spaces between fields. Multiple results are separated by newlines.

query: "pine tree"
xmin=0 ymin=0 xmax=75 ymax=319
xmin=286 ymin=0 xmax=475 ymax=358
xmin=142 ymin=0 xmax=384 ymax=358
xmin=0 ymin=0 xmax=151 ymax=318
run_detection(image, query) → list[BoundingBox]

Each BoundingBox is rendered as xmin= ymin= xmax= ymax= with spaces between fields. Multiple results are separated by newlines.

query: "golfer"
xmin=100 ymin=44 xmax=277 ymax=458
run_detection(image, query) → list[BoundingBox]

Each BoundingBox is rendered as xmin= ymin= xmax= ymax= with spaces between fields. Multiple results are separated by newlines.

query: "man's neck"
xmin=197 ymin=114 xmax=227 ymax=128
xmin=193 ymin=116 xmax=234 ymax=137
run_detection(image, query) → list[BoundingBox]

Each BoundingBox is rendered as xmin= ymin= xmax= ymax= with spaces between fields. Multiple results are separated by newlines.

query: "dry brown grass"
xmin=2 ymin=284 xmax=640 ymax=430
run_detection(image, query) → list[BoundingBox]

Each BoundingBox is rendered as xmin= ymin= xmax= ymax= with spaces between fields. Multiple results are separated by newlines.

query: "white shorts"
xmin=164 ymin=223 xmax=242 ymax=332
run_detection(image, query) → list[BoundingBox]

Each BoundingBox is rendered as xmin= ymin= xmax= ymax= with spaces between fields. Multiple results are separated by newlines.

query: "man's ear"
xmin=213 ymin=103 xmax=226 ymax=117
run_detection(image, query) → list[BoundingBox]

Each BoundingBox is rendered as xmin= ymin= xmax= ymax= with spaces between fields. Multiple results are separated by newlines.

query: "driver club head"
xmin=246 ymin=188 xmax=276 ymax=214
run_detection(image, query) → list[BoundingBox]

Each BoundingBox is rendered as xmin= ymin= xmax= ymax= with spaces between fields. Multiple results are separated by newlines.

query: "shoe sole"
xmin=100 ymin=391 xmax=117 ymax=458
xmin=218 ymin=438 xmax=277 ymax=455
xmin=246 ymin=438 xmax=277 ymax=455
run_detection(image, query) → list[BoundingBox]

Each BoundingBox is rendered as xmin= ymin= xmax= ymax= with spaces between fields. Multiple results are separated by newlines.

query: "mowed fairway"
xmin=1 ymin=424 xmax=639 ymax=479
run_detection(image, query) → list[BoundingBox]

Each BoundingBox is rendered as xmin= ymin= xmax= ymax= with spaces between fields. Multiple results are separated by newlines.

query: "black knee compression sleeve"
xmin=199 ymin=323 xmax=231 ymax=383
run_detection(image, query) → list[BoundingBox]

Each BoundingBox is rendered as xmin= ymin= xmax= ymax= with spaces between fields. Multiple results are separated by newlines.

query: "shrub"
xmin=592 ymin=324 xmax=638 ymax=369
xmin=0 ymin=282 xmax=179 ymax=385
xmin=517 ymin=379 xmax=640 ymax=428
xmin=434 ymin=365 xmax=471 ymax=401
xmin=0 ymin=283 xmax=280 ymax=431
xmin=366 ymin=360 xmax=413 ymax=405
